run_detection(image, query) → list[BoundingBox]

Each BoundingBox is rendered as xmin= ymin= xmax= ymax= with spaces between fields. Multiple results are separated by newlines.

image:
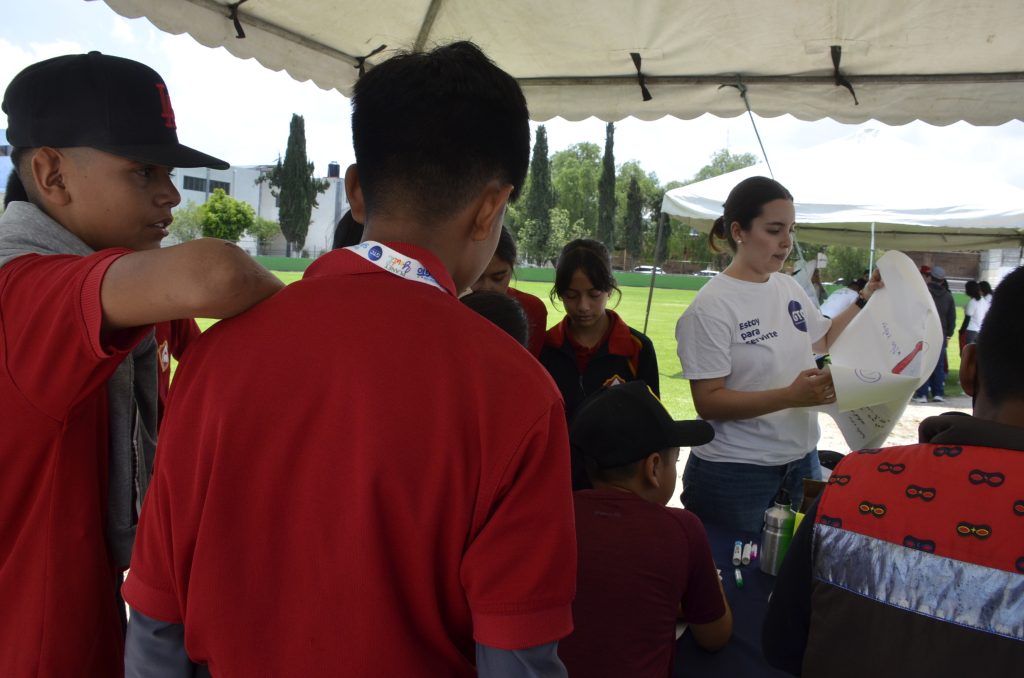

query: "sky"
xmin=6 ymin=0 xmax=1024 ymax=188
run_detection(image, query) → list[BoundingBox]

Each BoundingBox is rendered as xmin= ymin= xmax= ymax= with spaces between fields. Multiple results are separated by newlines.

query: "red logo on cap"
xmin=155 ymin=83 xmax=177 ymax=129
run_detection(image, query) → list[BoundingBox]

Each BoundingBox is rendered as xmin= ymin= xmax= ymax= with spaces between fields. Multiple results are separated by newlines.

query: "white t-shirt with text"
xmin=676 ymin=272 xmax=831 ymax=466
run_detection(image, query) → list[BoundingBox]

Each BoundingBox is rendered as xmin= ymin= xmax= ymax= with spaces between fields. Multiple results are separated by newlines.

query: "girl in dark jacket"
xmin=540 ymin=240 xmax=659 ymax=486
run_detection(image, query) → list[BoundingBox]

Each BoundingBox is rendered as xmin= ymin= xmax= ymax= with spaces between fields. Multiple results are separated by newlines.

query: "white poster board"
xmin=821 ymin=251 xmax=944 ymax=449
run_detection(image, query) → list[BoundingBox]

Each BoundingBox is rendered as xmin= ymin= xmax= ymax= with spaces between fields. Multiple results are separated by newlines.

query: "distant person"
xmin=960 ymin=280 xmax=990 ymax=349
xmin=675 ymin=177 xmax=883 ymax=532
xmin=471 ymin=226 xmax=548 ymax=356
xmin=123 ymin=41 xmax=576 ymax=677
xmin=462 ymin=289 xmax=529 ymax=347
xmin=979 ymin=279 xmax=993 ymax=299
xmin=0 ymin=52 xmax=282 ymax=677
xmin=557 ymin=382 xmax=732 ymax=678
xmin=819 ymin=277 xmax=866 ymax=319
xmin=540 ymin=238 xmax=660 ymax=487
xmin=331 ymin=208 xmax=364 ymax=249
xmin=763 ymin=265 xmax=1024 ymax=677
xmin=810 ymin=268 xmax=827 ymax=306
xmin=912 ymin=265 xmax=956 ymax=403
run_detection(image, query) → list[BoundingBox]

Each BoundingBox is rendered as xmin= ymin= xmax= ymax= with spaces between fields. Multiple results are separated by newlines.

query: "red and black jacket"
xmin=539 ymin=310 xmax=660 ymax=421
xmin=540 ymin=311 xmax=659 ymax=489
xmin=763 ymin=413 xmax=1024 ymax=677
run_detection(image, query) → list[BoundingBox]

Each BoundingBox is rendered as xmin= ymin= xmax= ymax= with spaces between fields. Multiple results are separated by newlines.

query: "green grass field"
xmin=191 ymin=270 xmax=963 ymax=420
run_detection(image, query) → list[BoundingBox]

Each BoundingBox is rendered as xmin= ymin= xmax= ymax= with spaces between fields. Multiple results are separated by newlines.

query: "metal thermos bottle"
xmin=760 ymin=489 xmax=797 ymax=576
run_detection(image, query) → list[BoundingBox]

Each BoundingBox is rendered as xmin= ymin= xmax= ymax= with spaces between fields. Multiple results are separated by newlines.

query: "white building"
xmin=171 ymin=161 xmax=349 ymax=258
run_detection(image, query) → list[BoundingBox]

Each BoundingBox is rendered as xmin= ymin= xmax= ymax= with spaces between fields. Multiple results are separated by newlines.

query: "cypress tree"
xmin=523 ymin=126 xmax=556 ymax=263
xmin=624 ymin=175 xmax=643 ymax=260
xmin=261 ymin=114 xmax=329 ymax=256
xmin=597 ymin=122 xmax=617 ymax=247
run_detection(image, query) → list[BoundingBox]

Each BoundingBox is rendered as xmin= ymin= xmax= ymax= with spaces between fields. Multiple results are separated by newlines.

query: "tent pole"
xmin=642 ymin=216 xmax=665 ymax=335
xmin=869 ymin=222 xmax=876 ymax=271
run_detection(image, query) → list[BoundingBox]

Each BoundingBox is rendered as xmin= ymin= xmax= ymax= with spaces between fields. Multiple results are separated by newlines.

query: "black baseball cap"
xmin=570 ymin=381 xmax=715 ymax=469
xmin=3 ymin=51 xmax=228 ymax=169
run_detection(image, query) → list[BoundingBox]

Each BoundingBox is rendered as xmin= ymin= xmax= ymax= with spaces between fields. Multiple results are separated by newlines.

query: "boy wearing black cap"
xmin=0 ymin=52 xmax=281 ymax=677
xmin=558 ymin=381 xmax=733 ymax=677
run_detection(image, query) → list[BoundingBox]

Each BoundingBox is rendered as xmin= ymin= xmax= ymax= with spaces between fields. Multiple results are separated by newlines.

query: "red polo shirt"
xmin=508 ymin=286 xmax=548 ymax=357
xmin=0 ymin=250 xmax=148 ymax=677
xmin=124 ymin=243 xmax=577 ymax=676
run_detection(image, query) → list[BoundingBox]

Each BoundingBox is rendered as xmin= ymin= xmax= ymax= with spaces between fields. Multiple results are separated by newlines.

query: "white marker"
xmin=732 ymin=540 xmax=743 ymax=566
xmin=741 ymin=541 xmax=752 ymax=565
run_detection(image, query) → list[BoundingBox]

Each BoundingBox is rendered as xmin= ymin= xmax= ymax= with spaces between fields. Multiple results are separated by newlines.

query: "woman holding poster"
xmin=675 ymin=176 xmax=882 ymax=532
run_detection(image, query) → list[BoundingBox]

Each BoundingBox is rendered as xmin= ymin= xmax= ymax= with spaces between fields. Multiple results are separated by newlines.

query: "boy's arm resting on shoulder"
xmin=476 ymin=642 xmax=567 ymax=678
xmin=762 ymin=498 xmax=818 ymax=676
xmin=101 ymin=238 xmax=283 ymax=331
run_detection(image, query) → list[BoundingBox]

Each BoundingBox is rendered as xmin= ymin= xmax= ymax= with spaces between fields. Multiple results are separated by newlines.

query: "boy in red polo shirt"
xmin=558 ymin=382 xmax=732 ymax=677
xmin=124 ymin=41 xmax=577 ymax=677
xmin=0 ymin=53 xmax=282 ymax=677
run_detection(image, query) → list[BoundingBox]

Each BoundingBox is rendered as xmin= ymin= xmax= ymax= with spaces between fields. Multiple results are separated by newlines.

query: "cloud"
xmin=110 ymin=15 xmax=138 ymax=44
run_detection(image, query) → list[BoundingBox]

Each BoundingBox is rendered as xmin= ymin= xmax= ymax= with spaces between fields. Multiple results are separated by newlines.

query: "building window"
xmin=183 ymin=176 xmax=206 ymax=192
xmin=209 ymin=180 xmax=231 ymax=194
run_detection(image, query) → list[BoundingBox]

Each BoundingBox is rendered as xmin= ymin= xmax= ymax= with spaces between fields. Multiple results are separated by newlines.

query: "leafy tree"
xmin=596 ymin=123 xmax=616 ymax=246
xmin=258 ymin=114 xmax=329 ymax=256
xmin=624 ymin=176 xmax=644 ymax=259
xmin=169 ymin=200 xmax=203 ymax=243
xmin=550 ymin=142 xmax=601 ymax=235
xmin=691 ymin=148 xmax=760 ymax=182
xmin=247 ymin=216 xmax=282 ymax=254
xmin=200 ymin=189 xmax=254 ymax=243
xmin=652 ymin=180 xmax=683 ymax=262
xmin=822 ymin=244 xmax=876 ymax=282
xmin=549 ymin=207 xmax=589 ymax=257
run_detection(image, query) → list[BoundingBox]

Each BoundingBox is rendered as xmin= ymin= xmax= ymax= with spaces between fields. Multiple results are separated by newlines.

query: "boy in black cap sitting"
xmin=558 ymin=381 xmax=733 ymax=677
xmin=0 ymin=52 xmax=281 ymax=677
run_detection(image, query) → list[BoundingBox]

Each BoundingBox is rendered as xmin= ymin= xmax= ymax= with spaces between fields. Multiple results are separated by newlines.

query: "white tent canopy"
xmin=101 ymin=0 xmax=1024 ymax=126
xmin=660 ymin=128 xmax=1024 ymax=251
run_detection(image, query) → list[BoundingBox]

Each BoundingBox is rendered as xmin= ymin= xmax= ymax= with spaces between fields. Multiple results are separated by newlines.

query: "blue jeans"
xmin=680 ymin=450 xmax=817 ymax=533
xmin=914 ymin=337 xmax=948 ymax=399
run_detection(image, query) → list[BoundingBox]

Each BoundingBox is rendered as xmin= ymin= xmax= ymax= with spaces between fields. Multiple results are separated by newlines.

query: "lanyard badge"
xmin=345 ymin=241 xmax=448 ymax=294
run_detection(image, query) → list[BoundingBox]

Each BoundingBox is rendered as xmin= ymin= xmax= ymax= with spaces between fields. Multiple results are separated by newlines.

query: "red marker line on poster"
xmin=892 ymin=341 xmax=925 ymax=375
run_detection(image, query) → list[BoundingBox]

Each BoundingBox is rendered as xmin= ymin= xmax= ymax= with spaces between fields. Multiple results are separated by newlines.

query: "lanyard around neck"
xmin=345 ymin=241 xmax=448 ymax=295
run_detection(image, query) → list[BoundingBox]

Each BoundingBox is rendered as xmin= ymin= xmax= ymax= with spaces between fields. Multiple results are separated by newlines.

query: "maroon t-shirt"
xmin=559 ymin=489 xmax=725 ymax=678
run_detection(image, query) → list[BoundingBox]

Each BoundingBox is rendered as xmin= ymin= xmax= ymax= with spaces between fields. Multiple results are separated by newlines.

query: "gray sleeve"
xmin=125 ymin=608 xmax=210 ymax=678
xmin=475 ymin=641 xmax=568 ymax=678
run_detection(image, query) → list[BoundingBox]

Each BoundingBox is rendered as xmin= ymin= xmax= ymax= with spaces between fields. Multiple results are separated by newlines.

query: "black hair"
xmin=964 ymin=280 xmax=981 ymax=301
xmin=494 ymin=226 xmax=517 ymax=267
xmin=331 ymin=210 xmax=364 ymax=250
xmin=461 ymin=290 xmax=529 ymax=347
xmin=709 ymin=176 xmax=794 ymax=253
xmin=850 ymin=278 xmax=867 ymax=291
xmin=551 ymin=238 xmax=620 ymax=305
xmin=975 ymin=267 xmax=1023 ymax=404
xmin=4 ymin=148 xmax=31 ymax=207
xmin=979 ymin=280 xmax=993 ymax=297
xmin=351 ymin=41 xmax=530 ymax=225
xmin=582 ymin=456 xmax=643 ymax=484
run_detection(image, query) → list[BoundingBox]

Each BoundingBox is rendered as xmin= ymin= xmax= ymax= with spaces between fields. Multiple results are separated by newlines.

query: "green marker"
xmin=734 ymin=567 xmax=744 ymax=589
